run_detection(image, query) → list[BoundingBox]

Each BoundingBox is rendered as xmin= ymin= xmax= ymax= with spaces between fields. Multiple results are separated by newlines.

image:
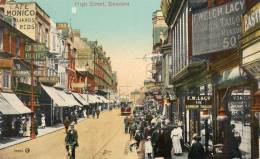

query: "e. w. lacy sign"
xmin=186 ymin=95 xmax=212 ymax=109
xmin=192 ymin=0 xmax=245 ymax=56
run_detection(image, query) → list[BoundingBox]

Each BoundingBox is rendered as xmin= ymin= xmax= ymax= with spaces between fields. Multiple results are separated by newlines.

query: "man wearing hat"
xmin=188 ymin=135 xmax=205 ymax=159
xmin=65 ymin=123 xmax=79 ymax=159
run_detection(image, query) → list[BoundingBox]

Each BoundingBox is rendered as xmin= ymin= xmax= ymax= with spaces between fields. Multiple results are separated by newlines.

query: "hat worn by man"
xmin=147 ymin=136 xmax=151 ymax=139
xmin=193 ymin=134 xmax=201 ymax=141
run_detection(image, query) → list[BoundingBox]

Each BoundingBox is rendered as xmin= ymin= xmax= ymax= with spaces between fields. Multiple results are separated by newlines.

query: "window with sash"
xmin=3 ymin=69 xmax=10 ymax=88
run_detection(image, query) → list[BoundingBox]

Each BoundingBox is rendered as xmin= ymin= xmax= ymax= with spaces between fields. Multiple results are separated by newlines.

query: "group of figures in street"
xmin=123 ymin=103 xmax=185 ymax=159
xmin=122 ymin=100 xmax=220 ymax=159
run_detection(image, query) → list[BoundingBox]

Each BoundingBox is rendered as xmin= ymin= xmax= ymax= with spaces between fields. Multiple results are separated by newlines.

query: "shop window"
xmin=228 ymin=89 xmax=251 ymax=158
xmin=3 ymin=69 xmax=10 ymax=88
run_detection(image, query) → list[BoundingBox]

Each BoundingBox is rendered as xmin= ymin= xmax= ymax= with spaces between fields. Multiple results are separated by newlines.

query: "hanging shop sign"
xmin=185 ymin=95 xmax=212 ymax=109
xmin=192 ymin=0 xmax=245 ymax=56
xmin=25 ymin=44 xmax=47 ymax=61
xmin=71 ymin=83 xmax=86 ymax=88
xmin=56 ymin=23 xmax=69 ymax=30
xmin=0 ymin=59 xmax=12 ymax=68
xmin=243 ymin=2 xmax=260 ymax=33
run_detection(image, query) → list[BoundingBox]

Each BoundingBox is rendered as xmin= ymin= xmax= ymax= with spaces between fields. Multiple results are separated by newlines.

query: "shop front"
xmin=171 ymin=61 xmax=214 ymax=152
xmin=214 ymin=65 xmax=253 ymax=159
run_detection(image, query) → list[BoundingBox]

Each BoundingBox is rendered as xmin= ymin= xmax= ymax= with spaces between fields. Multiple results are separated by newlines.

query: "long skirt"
xmin=172 ymin=138 xmax=182 ymax=154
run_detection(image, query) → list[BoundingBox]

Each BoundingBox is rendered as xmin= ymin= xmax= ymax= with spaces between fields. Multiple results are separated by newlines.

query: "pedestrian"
xmin=65 ymin=123 xmax=79 ymax=159
xmin=83 ymin=108 xmax=86 ymax=118
xmin=72 ymin=112 xmax=77 ymax=124
xmin=188 ymin=135 xmax=205 ymax=159
xmin=129 ymin=121 xmax=136 ymax=140
xmin=145 ymin=136 xmax=153 ymax=159
xmin=11 ymin=117 xmax=16 ymax=136
xmin=15 ymin=117 xmax=21 ymax=136
xmin=86 ymin=107 xmax=90 ymax=118
xmin=230 ymin=124 xmax=242 ymax=159
xmin=151 ymin=128 xmax=159 ymax=156
xmin=25 ymin=116 xmax=31 ymax=136
xmin=22 ymin=116 xmax=27 ymax=136
xmin=34 ymin=117 xmax=39 ymax=136
xmin=41 ymin=114 xmax=46 ymax=128
xmin=163 ymin=127 xmax=173 ymax=159
xmin=144 ymin=125 xmax=152 ymax=139
xmin=96 ymin=108 xmax=100 ymax=119
xmin=129 ymin=129 xmax=141 ymax=151
xmin=64 ymin=116 xmax=70 ymax=133
xmin=170 ymin=126 xmax=182 ymax=155
xmin=92 ymin=107 xmax=96 ymax=118
xmin=154 ymin=128 xmax=165 ymax=158
xmin=124 ymin=116 xmax=129 ymax=133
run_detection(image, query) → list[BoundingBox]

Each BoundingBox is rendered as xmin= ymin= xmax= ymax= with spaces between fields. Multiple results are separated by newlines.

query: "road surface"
xmin=0 ymin=109 xmax=137 ymax=159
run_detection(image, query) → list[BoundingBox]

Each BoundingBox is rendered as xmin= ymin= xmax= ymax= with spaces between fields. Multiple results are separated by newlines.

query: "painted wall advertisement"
xmin=4 ymin=3 xmax=36 ymax=40
xmin=192 ymin=0 xmax=245 ymax=56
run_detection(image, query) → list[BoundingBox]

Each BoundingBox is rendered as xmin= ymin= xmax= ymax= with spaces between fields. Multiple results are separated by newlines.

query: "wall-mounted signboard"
xmin=185 ymin=95 xmax=212 ymax=109
xmin=192 ymin=0 xmax=245 ymax=56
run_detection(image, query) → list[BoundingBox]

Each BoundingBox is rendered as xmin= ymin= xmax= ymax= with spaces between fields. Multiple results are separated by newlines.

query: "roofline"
xmin=6 ymin=1 xmax=50 ymax=18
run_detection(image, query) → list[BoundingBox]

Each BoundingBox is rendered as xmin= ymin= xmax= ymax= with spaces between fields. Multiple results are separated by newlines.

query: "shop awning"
xmin=93 ymin=95 xmax=103 ymax=103
xmin=84 ymin=94 xmax=96 ymax=104
xmin=100 ymin=96 xmax=109 ymax=103
xmin=41 ymin=84 xmax=69 ymax=107
xmin=57 ymin=91 xmax=81 ymax=107
xmin=218 ymin=66 xmax=248 ymax=89
xmin=72 ymin=93 xmax=89 ymax=106
xmin=0 ymin=92 xmax=31 ymax=115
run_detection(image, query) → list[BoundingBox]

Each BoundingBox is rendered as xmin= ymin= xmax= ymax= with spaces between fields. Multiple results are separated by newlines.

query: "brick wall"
xmin=3 ymin=29 xmax=10 ymax=52
xmin=20 ymin=39 xmax=25 ymax=58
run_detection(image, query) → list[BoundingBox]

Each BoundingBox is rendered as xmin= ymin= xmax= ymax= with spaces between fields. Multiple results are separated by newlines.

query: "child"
xmin=145 ymin=136 xmax=153 ymax=159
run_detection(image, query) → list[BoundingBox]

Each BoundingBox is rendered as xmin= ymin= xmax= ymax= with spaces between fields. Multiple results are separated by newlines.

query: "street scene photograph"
xmin=0 ymin=0 xmax=259 ymax=159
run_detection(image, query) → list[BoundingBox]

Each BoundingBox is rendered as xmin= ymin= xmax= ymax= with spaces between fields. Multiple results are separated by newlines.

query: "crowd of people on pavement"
xmin=123 ymin=100 xmax=208 ymax=159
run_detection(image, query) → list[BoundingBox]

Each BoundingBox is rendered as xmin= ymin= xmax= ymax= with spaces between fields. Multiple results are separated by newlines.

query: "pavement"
xmin=0 ymin=118 xmax=86 ymax=150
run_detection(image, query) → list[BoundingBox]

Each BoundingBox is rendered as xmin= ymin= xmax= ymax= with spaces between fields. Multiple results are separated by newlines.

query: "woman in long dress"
xmin=171 ymin=126 xmax=182 ymax=155
xmin=41 ymin=114 xmax=46 ymax=128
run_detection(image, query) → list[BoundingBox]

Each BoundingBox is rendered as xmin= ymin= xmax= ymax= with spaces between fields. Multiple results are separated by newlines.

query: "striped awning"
xmin=0 ymin=92 xmax=31 ymax=115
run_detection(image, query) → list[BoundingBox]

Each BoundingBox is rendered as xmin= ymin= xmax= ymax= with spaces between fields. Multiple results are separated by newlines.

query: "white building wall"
xmin=172 ymin=2 xmax=189 ymax=76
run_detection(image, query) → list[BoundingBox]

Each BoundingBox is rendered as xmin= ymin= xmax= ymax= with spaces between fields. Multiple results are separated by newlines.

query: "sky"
xmin=18 ymin=0 xmax=161 ymax=95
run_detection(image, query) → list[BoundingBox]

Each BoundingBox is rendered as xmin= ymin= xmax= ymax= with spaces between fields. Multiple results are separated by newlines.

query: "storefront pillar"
xmin=251 ymin=87 xmax=260 ymax=158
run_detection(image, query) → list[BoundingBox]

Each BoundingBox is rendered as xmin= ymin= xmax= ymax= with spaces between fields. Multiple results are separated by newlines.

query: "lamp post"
xmin=85 ymin=63 xmax=89 ymax=108
xmin=201 ymin=109 xmax=210 ymax=154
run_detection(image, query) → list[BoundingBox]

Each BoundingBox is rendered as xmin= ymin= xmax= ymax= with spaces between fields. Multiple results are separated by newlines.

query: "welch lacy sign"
xmin=185 ymin=95 xmax=212 ymax=109
xmin=192 ymin=0 xmax=245 ymax=56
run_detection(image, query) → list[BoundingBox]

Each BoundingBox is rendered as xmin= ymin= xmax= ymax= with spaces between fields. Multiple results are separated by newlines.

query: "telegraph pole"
xmin=30 ymin=45 xmax=36 ymax=139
